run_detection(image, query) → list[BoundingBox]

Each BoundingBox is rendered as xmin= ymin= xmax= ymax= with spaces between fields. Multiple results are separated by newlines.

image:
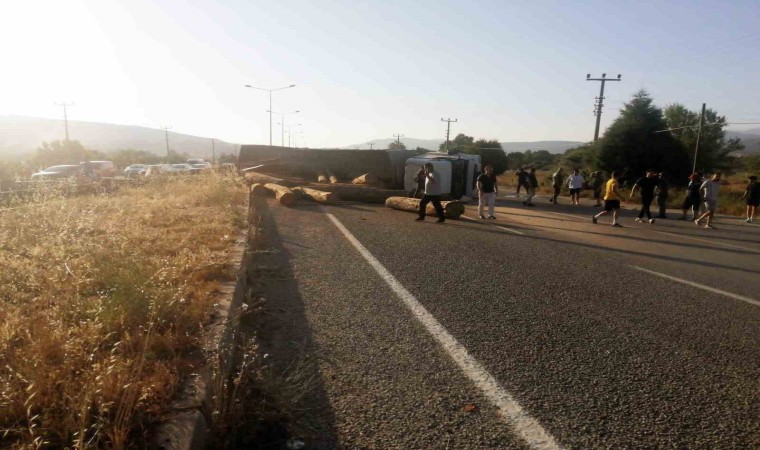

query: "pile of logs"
xmin=385 ymin=196 xmax=465 ymax=219
xmin=251 ymin=182 xmax=341 ymax=206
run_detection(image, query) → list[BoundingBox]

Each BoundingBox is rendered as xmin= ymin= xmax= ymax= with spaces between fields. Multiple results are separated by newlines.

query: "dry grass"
xmin=0 ymin=173 xmax=247 ymax=448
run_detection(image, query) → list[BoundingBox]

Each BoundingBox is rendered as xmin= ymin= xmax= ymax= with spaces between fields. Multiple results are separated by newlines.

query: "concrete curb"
xmin=153 ymin=191 xmax=259 ymax=449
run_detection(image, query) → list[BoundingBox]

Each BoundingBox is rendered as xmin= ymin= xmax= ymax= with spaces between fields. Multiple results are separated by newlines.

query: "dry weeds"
xmin=0 ymin=173 xmax=247 ymax=448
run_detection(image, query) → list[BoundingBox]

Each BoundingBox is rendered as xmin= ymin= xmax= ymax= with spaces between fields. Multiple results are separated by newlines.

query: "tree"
xmin=460 ymin=139 xmax=509 ymax=175
xmin=664 ymin=103 xmax=744 ymax=173
xmin=32 ymin=140 xmax=106 ymax=169
xmin=561 ymin=142 xmax=600 ymax=170
xmin=217 ymin=153 xmax=238 ymax=163
xmin=388 ymin=141 xmax=406 ymax=150
xmin=598 ymin=90 xmax=690 ymax=182
xmin=505 ymin=152 xmax=525 ymax=170
xmin=439 ymin=133 xmax=474 ymax=152
xmin=110 ymin=149 xmax=162 ymax=169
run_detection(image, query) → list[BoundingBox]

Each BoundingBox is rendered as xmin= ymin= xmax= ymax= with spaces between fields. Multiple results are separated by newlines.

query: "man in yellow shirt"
xmin=592 ymin=171 xmax=627 ymax=227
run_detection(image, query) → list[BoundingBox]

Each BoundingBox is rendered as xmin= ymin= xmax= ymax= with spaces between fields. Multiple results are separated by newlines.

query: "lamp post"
xmin=244 ymin=84 xmax=296 ymax=146
xmin=267 ymin=110 xmax=300 ymax=146
xmin=278 ymin=123 xmax=302 ymax=147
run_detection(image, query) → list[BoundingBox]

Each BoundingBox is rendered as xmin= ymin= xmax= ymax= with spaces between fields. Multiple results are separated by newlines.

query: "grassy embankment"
xmin=497 ymin=172 xmax=754 ymax=217
xmin=0 ymin=173 xmax=247 ymax=448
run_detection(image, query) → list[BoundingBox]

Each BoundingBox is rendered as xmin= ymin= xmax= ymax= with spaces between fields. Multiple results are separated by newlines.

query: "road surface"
xmin=247 ymin=194 xmax=759 ymax=449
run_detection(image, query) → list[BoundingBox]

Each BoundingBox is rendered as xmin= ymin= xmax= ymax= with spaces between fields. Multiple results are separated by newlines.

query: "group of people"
xmin=412 ymin=163 xmax=760 ymax=227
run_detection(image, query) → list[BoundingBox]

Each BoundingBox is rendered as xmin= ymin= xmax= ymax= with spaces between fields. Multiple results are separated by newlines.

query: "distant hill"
xmin=726 ymin=129 xmax=760 ymax=154
xmin=343 ymin=138 xmax=584 ymax=154
xmin=0 ymin=115 xmax=239 ymax=160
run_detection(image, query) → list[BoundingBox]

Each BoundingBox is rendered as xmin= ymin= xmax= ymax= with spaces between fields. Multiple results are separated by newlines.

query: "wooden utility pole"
xmin=55 ymin=102 xmax=74 ymax=141
xmin=211 ymin=138 xmax=216 ymax=163
xmin=693 ymin=102 xmax=706 ymax=173
xmin=160 ymin=126 xmax=172 ymax=159
xmin=441 ymin=118 xmax=458 ymax=154
xmin=586 ymin=73 xmax=621 ymax=141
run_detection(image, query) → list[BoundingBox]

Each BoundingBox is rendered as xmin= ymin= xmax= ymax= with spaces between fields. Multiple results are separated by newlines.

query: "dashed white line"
xmin=460 ymin=215 xmax=525 ymax=235
xmin=326 ymin=212 xmax=560 ymax=450
xmin=630 ymin=266 xmax=760 ymax=307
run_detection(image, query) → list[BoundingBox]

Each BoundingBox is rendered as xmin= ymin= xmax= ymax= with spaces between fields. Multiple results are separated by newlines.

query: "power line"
xmin=586 ymin=73 xmax=621 ymax=141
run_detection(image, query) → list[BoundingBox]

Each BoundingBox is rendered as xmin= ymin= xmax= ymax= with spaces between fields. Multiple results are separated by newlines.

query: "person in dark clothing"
xmin=416 ymin=163 xmax=445 ymax=223
xmin=477 ymin=165 xmax=498 ymax=219
xmin=631 ymin=170 xmax=658 ymax=223
xmin=679 ymin=173 xmax=702 ymax=220
xmin=655 ymin=172 xmax=669 ymax=218
xmin=411 ymin=167 xmax=426 ymax=198
xmin=523 ymin=168 xmax=538 ymax=206
xmin=741 ymin=175 xmax=759 ymax=223
xmin=590 ymin=171 xmax=605 ymax=207
xmin=516 ymin=167 xmax=531 ymax=195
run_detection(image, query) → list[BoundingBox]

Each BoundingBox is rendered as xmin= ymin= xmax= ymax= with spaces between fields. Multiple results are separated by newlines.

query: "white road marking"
xmin=651 ymin=230 xmax=759 ymax=253
xmin=326 ymin=213 xmax=560 ymax=450
xmin=461 ymin=215 xmax=525 ymax=235
xmin=630 ymin=266 xmax=760 ymax=307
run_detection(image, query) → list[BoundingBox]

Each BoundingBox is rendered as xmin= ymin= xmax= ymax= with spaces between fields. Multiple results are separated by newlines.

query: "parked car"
xmin=189 ymin=162 xmax=211 ymax=174
xmin=124 ymin=164 xmax=147 ymax=177
xmin=187 ymin=158 xmax=206 ymax=165
xmin=84 ymin=161 xmax=116 ymax=178
xmin=31 ymin=165 xmax=83 ymax=180
xmin=166 ymin=163 xmax=192 ymax=173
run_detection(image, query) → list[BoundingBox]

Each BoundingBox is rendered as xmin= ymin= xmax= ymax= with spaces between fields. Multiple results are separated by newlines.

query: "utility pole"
xmin=586 ymin=73 xmax=621 ymax=141
xmin=693 ymin=102 xmax=706 ymax=173
xmin=393 ymin=133 xmax=404 ymax=145
xmin=160 ymin=126 xmax=172 ymax=159
xmin=368 ymin=142 xmax=375 ymax=150
xmin=211 ymin=138 xmax=216 ymax=164
xmin=55 ymin=102 xmax=74 ymax=141
xmin=441 ymin=118 xmax=458 ymax=154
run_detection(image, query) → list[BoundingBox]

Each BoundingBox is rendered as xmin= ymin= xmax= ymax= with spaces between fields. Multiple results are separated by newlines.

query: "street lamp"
xmin=244 ymin=83 xmax=296 ymax=146
xmin=267 ymin=109 xmax=300 ymax=146
xmin=278 ymin=123 xmax=302 ymax=147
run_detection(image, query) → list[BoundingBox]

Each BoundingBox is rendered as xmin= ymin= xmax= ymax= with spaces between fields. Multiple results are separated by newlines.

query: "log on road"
xmin=293 ymin=187 xmax=341 ymax=205
xmin=304 ymin=184 xmax=404 ymax=204
xmin=351 ymin=173 xmax=380 ymax=185
xmin=385 ymin=196 xmax=465 ymax=219
xmin=244 ymin=171 xmax=289 ymax=186
xmin=250 ymin=183 xmax=268 ymax=197
xmin=263 ymin=183 xmax=297 ymax=206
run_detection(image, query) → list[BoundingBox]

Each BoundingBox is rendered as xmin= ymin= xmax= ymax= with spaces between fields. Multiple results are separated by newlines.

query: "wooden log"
xmin=351 ymin=173 xmax=380 ymax=185
xmin=316 ymin=170 xmax=329 ymax=183
xmin=384 ymin=196 xmax=465 ymax=219
xmin=293 ymin=186 xmax=341 ymax=205
xmin=325 ymin=168 xmax=338 ymax=184
xmin=244 ymin=171 xmax=286 ymax=185
xmin=250 ymin=183 xmax=268 ymax=197
xmin=303 ymin=184 xmax=404 ymax=204
xmin=263 ymin=183 xmax=296 ymax=206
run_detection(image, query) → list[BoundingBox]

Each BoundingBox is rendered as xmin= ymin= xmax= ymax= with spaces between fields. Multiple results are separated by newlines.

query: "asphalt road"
xmin=251 ymin=193 xmax=759 ymax=449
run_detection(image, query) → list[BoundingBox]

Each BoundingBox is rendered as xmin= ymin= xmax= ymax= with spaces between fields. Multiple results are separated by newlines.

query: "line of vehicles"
xmin=30 ymin=158 xmax=224 ymax=180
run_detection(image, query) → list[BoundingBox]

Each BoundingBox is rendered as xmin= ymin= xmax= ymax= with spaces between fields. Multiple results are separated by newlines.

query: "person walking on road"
xmin=416 ymin=163 xmax=445 ymax=223
xmin=523 ymin=167 xmax=538 ymax=207
xmin=593 ymin=171 xmax=626 ymax=227
xmin=477 ymin=165 xmax=498 ymax=219
xmin=590 ymin=171 xmax=604 ymax=207
xmin=631 ymin=170 xmax=658 ymax=224
xmin=655 ymin=172 xmax=670 ymax=219
xmin=694 ymin=172 xmax=721 ymax=229
xmin=411 ymin=167 xmax=426 ymax=198
xmin=550 ymin=167 xmax=563 ymax=204
xmin=516 ymin=167 xmax=530 ymax=197
xmin=679 ymin=173 xmax=702 ymax=220
xmin=740 ymin=175 xmax=759 ymax=223
xmin=566 ymin=168 xmax=585 ymax=205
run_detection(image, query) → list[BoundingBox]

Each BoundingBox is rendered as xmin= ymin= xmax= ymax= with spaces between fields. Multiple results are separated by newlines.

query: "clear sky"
xmin=2 ymin=0 xmax=759 ymax=148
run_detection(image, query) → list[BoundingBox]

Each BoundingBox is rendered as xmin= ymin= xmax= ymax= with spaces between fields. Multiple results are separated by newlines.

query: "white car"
xmin=166 ymin=164 xmax=192 ymax=173
xmin=124 ymin=164 xmax=147 ymax=177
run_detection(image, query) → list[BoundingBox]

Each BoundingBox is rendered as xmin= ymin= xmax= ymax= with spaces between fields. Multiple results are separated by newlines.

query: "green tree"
xmin=460 ymin=139 xmax=508 ymax=175
xmin=439 ymin=133 xmax=474 ymax=152
xmin=111 ymin=149 xmax=162 ymax=169
xmin=217 ymin=153 xmax=238 ymax=163
xmin=664 ymin=103 xmax=744 ymax=173
xmin=32 ymin=140 xmax=106 ymax=168
xmin=388 ymin=141 xmax=407 ymax=150
xmin=561 ymin=142 xmax=600 ymax=170
xmin=598 ymin=90 xmax=690 ymax=182
xmin=505 ymin=151 xmax=525 ymax=169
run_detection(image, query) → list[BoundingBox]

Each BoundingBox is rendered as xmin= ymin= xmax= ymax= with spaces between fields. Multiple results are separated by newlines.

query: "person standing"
xmin=631 ymin=170 xmax=658 ymax=224
xmin=679 ymin=173 xmax=702 ymax=220
xmin=590 ymin=171 xmax=605 ymax=207
xmin=523 ymin=167 xmax=538 ymax=207
xmin=655 ymin=172 xmax=669 ymax=219
xmin=566 ymin=168 xmax=585 ymax=205
xmin=550 ymin=167 xmax=563 ymax=203
xmin=477 ymin=165 xmax=498 ymax=219
xmin=516 ymin=167 xmax=530 ymax=196
xmin=411 ymin=167 xmax=426 ymax=198
xmin=593 ymin=171 xmax=626 ymax=226
xmin=416 ymin=163 xmax=445 ymax=223
xmin=694 ymin=172 xmax=721 ymax=229
xmin=740 ymin=175 xmax=759 ymax=223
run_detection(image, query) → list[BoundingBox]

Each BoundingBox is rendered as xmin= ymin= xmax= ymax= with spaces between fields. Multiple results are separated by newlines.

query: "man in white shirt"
xmin=566 ymin=168 xmax=585 ymax=206
xmin=694 ymin=172 xmax=721 ymax=229
xmin=416 ymin=163 xmax=445 ymax=223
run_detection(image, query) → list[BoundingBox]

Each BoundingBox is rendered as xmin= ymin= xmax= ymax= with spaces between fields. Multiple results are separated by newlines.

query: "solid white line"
xmin=326 ymin=213 xmax=560 ymax=450
xmin=630 ymin=266 xmax=760 ymax=307
xmin=461 ymin=215 xmax=525 ymax=235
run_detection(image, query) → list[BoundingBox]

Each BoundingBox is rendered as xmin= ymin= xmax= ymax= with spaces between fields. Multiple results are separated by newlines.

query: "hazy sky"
xmin=2 ymin=0 xmax=759 ymax=148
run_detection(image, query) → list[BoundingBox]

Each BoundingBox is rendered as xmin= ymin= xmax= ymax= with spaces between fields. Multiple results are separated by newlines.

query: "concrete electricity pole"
xmin=586 ymin=73 xmax=621 ymax=141
xmin=393 ymin=134 xmax=404 ymax=145
xmin=160 ymin=126 xmax=172 ymax=159
xmin=441 ymin=118 xmax=458 ymax=154
xmin=211 ymin=138 xmax=216 ymax=164
xmin=693 ymin=102 xmax=706 ymax=173
xmin=55 ymin=102 xmax=74 ymax=141
xmin=368 ymin=142 xmax=375 ymax=150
